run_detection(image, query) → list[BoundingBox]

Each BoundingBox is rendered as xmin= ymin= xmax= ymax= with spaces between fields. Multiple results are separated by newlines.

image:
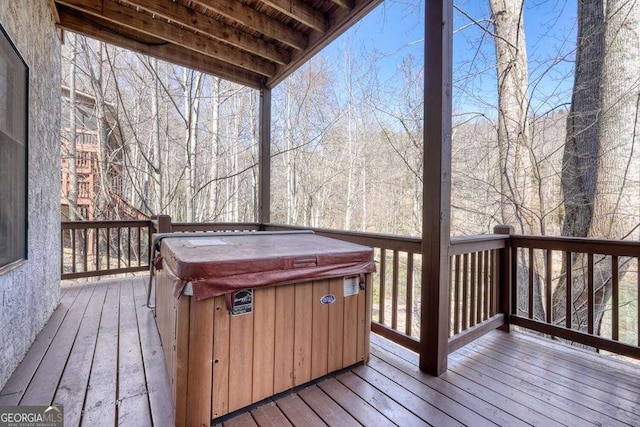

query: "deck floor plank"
xmin=275 ymin=393 xmax=326 ymax=427
xmin=4 ymin=276 xmax=640 ymax=427
xmin=297 ymin=385 xmax=360 ymax=427
xmin=472 ymin=338 xmax=640 ymax=414
xmin=317 ymin=377 xmax=395 ymax=427
xmin=462 ymin=339 xmax=640 ymax=424
xmin=489 ymin=332 xmax=640 ymax=390
xmin=0 ymin=284 xmax=82 ymax=405
xmin=53 ymin=282 xmax=108 ymax=426
xmin=250 ymin=402 xmax=293 ymax=427
xmin=20 ymin=283 xmax=97 ymax=405
xmin=353 ymin=361 xmax=495 ymax=427
xmin=132 ymin=277 xmax=175 ymax=427
xmin=452 ymin=344 xmax=635 ymax=427
xmin=117 ymin=279 xmax=152 ymax=427
xmin=81 ymin=280 xmax=122 ymax=427
xmin=336 ymin=371 xmax=434 ymax=426
xmin=367 ymin=353 xmax=519 ymax=427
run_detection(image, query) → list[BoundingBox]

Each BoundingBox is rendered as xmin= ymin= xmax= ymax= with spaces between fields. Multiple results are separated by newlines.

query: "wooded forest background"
xmin=60 ymin=1 xmax=638 ymax=340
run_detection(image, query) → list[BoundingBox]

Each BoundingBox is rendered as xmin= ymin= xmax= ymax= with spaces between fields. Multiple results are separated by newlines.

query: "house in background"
xmin=60 ymin=85 xmax=146 ymax=221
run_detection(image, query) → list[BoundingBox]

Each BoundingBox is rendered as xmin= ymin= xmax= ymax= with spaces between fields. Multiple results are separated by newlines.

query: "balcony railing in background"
xmin=59 ymin=218 xmax=639 ymax=361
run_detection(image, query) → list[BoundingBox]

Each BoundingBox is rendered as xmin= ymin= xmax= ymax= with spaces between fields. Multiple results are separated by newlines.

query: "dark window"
xmin=0 ymin=23 xmax=28 ymax=273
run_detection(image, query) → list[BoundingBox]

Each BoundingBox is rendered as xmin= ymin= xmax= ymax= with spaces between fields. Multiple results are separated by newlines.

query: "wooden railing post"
xmin=156 ymin=215 xmax=172 ymax=233
xmin=494 ymin=225 xmax=514 ymax=332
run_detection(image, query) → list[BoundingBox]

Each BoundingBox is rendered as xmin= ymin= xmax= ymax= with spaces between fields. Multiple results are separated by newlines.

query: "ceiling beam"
xmin=327 ymin=0 xmax=354 ymax=9
xmin=116 ymin=0 xmax=290 ymax=65
xmin=193 ymin=0 xmax=308 ymax=50
xmin=267 ymin=0 xmax=380 ymax=87
xmin=260 ymin=0 xmax=327 ymax=33
xmin=57 ymin=0 xmax=276 ymax=76
xmin=56 ymin=5 xmax=265 ymax=89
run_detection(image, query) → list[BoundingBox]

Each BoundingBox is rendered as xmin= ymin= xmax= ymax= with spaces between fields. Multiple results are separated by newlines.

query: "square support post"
xmin=494 ymin=225 xmax=514 ymax=332
xmin=258 ymin=88 xmax=272 ymax=225
xmin=419 ymin=0 xmax=453 ymax=376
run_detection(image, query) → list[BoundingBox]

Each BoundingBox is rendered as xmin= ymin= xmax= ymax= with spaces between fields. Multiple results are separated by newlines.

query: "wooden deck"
xmin=2 ymin=277 xmax=640 ymax=426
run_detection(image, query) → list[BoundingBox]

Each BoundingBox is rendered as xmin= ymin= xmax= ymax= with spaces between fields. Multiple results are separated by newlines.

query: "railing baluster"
xmin=565 ymin=251 xmax=572 ymax=329
xmin=106 ymin=227 xmax=111 ymax=270
xmin=612 ymin=255 xmax=619 ymax=341
xmin=379 ymin=248 xmax=386 ymax=324
xmin=147 ymin=224 xmax=153 ymax=265
xmin=95 ymin=227 xmax=100 ymax=272
xmin=137 ymin=227 xmax=142 ymax=267
xmin=470 ymin=252 xmax=477 ymax=327
xmin=405 ymin=253 xmax=413 ymax=336
xmin=637 ymin=258 xmax=639 ymax=346
xmin=391 ymin=250 xmax=399 ymax=330
xmin=588 ymin=253 xmax=594 ymax=335
xmin=71 ymin=229 xmax=77 ymax=273
xmin=528 ymin=247 xmax=534 ymax=319
xmin=491 ymin=249 xmax=497 ymax=316
xmin=83 ymin=229 xmax=88 ymax=272
xmin=117 ymin=227 xmax=121 ymax=269
xmin=454 ymin=255 xmax=461 ymax=334
xmin=60 ymin=229 xmax=64 ymax=275
xmin=462 ymin=253 xmax=469 ymax=331
xmin=483 ymin=250 xmax=489 ymax=320
xmin=476 ymin=251 xmax=483 ymax=324
xmin=546 ymin=249 xmax=552 ymax=324
xmin=127 ymin=226 xmax=132 ymax=267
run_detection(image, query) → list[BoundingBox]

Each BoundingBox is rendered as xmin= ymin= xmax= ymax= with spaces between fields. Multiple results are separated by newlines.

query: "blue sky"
xmin=319 ymin=0 xmax=578 ymax=117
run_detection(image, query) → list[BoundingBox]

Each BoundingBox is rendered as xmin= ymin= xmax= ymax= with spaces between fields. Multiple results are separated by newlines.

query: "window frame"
xmin=0 ymin=21 xmax=29 ymax=275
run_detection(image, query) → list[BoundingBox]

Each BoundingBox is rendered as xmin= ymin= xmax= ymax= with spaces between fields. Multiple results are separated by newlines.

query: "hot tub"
xmin=153 ymin=231 xmax=375 ymax=426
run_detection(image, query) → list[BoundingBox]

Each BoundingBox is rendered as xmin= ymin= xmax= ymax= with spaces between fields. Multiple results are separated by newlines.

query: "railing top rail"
xmin=264 ymin=222 xmax=422 ymax=253
xmin=449 ymin=234 xmax=509 ymax=255
xmin=172 ymin=222 xmax=261 ymax=231
xmin=510 ymin=235 xmax=639 ymax=257
xmin=62 ymin=220 xmax=152 ymax=229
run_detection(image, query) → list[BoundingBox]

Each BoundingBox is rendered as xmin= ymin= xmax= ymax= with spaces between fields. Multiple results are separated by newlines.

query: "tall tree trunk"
xmin=151 ymin=58 xmax=162 ymax=214
xmin=590 ymin=0 xmax=640 ymax=332
xmin=67 ymin=33 xmax=78 ymax=220
xmin=554 ymin=0 xmax=605 ymax=329
xmin=490 ymin=0 xmax=544 ymax=319
xmin=209 ymin=77 xmax=221 ymax=219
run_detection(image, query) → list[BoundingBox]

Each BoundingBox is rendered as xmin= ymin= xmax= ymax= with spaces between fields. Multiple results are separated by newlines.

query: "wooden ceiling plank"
xmin=260 ymin=0 xmax=327 ymax=33
xmin=119 ymin=0 xmax=289 ymax=65
xmin=327 ymin=0 xmax=354 ymax=9
xmin=77 ymin=0 xmax=276 ymax=77
xmin=192 ymin=0 xmax=308 ymax=50
xmin=56 ymin=5 xmax=264 ymax=89
xmin=267 ymin=0 xmax=380 ymax=87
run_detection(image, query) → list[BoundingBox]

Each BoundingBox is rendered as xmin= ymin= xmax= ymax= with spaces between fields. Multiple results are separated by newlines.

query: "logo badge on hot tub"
xmin=320 ymin=294 xmax=336 ymax=305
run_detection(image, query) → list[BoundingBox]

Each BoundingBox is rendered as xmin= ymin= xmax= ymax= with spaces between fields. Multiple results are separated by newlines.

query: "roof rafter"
xmin=192 ymin=0 xmax=308 ymax=50
xmin=260 ymin=0 xmax=327 ymax=33
xmin=56 ymin=5 xmax=265 ymax=88
xmin=103 ymin=0 xmax=290 ymax=65
xmin=58 ymin=0 xmax=276 ymax=76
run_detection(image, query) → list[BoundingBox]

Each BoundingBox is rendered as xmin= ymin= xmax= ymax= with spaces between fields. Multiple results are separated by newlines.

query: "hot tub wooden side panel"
xmin=156 ymin=274 xmax=372 ymax=426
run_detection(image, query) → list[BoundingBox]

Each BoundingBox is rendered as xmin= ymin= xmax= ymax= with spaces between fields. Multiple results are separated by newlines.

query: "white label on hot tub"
xmin=185 ymin=238 xmax=229 ymax=247
xmin=344 ymin=276 xmax=359 ymax=297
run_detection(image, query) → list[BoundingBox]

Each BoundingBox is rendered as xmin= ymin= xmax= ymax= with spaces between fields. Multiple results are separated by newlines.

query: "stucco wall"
xmin=0 ymin=1 xmax=61 ymax=389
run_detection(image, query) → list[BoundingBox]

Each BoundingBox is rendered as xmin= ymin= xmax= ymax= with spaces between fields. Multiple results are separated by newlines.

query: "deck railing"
xmin=60 ymin=220 xmax=153 ymax=279
xmin=508 ymin=235 xmax=640 ymax=359
xmin=59 ymin=218 xmax=639 ymax=360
